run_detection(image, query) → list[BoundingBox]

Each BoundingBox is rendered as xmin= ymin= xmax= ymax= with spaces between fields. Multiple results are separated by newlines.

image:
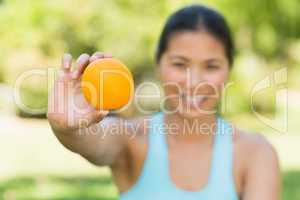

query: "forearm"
xmin=48 ymin=115 xmax=126 ymax=166
xmin=50 ymin=123 xmax=99 ymax=154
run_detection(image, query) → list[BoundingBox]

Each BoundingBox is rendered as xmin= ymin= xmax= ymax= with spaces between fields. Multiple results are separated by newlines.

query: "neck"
xmin=164 ymin=112 xmax=217 ymax=141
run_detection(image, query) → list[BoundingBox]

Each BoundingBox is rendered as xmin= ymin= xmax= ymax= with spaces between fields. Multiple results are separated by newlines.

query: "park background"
xmin=0 ymin=0 xmax=299 ymax=199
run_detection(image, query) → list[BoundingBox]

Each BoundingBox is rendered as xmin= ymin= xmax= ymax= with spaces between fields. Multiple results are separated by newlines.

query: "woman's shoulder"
xmin=232 ymin=128 xmax=281 ymax=197
xmin=233 ymin=127 xmax=279 ymax=173
xmin=233 ymin=128 xmax=277 ymax=157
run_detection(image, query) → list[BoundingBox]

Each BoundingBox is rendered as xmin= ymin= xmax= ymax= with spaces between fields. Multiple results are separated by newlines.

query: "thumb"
xmin=89 ymin=110 xmax=109 ymax=125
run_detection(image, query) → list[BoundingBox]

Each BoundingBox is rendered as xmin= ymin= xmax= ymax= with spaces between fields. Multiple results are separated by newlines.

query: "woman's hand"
xmin=47 ymin=52 xmax=112 ymax=132
xmin=47 ymin=52 xmax=128 ymax=166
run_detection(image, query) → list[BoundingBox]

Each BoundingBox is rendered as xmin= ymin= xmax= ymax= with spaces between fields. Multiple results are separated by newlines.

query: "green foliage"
xmin=0 ymin=0 xmax=299 ymax=117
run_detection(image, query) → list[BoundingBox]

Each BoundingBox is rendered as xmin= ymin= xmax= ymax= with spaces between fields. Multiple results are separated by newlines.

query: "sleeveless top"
xmin=119 ymin=112 xmax=239 ymax=200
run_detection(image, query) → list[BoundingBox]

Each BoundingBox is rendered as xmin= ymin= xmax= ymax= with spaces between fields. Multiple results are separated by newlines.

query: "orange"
xmin=81 ymin=58 xmax=134 ymax=110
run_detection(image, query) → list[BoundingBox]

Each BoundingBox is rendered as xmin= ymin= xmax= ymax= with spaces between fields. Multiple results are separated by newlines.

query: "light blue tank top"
xmin=120 ymin=112 xmax=239 ymax=200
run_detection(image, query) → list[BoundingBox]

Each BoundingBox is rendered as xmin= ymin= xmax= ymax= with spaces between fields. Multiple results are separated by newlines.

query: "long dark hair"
xmin=155 ymin=4 xmax=235 ymax=67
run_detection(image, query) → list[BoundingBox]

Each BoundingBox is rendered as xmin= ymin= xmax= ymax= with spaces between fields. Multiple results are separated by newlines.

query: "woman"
xmin=47 ymin=4 xmax=280 ymax=200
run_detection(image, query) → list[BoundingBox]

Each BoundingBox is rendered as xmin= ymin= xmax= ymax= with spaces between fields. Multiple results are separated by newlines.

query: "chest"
xmin=167 ymin=139 xmax=214 ymax=190
xmin=113 ymin=137 xmax=244 ymax=196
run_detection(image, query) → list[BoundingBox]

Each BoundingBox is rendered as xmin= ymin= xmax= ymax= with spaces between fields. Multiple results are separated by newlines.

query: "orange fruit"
xmin=81 ymin=58 xmax=134 ymax=110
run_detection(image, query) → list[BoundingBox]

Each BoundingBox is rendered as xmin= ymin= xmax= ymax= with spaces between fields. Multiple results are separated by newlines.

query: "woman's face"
xmin=158 ymin=31 xmax=230 ymax=118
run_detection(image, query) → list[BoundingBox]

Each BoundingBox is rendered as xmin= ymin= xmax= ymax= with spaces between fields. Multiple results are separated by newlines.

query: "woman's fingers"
xmin=68 ymin=51 xmax=113 ymax=79
xmin=89 ymin=52 xmax=105 ymax=63
xmin=62 ymin=53 xmax=72 ymax=72
xmin=88 ymin=51 xmax=114 ymax=63
xmin=90 ymin=52 xmax=113 ymax=62
xmin=89 ymin=51 xmax=113 ymax=62
xmin=72 ymin=53 xmax=90 ymax=79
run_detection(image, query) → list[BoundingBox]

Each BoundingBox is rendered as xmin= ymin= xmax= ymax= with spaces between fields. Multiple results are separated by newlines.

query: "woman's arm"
xmin=47 ymin=52 xmax=130 ymax=167
xmin=242 ymin=135 xmax=281 ymax=200
xmin=48 ymin=115 xmax=130 ymax=166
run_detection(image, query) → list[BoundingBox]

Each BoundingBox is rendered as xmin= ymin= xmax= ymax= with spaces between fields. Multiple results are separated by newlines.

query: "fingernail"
xmin=89 ymin=55 xmax=98 ymax=62
xmin=77 ymin=53 xmax=89 ymax=63
xmin=62 ymin=53 xmax=72 ymax=69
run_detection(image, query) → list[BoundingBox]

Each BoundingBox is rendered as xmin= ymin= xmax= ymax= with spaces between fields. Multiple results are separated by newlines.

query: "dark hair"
xmin=155 ymin=4 xmax=235 ymax=67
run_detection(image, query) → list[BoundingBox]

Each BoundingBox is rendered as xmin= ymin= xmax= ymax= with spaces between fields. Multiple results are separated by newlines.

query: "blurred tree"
xmin=0 ymin=0 xmax=298 ymax=117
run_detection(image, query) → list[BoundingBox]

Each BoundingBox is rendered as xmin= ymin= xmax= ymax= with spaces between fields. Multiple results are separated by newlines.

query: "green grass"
xmin=0 ymin=171 xmax=299 ymax=200
xmin=0 ymin=174 xmax=118 ymax=200
xmin=282 ymin=171 xmax=300 ymax=200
